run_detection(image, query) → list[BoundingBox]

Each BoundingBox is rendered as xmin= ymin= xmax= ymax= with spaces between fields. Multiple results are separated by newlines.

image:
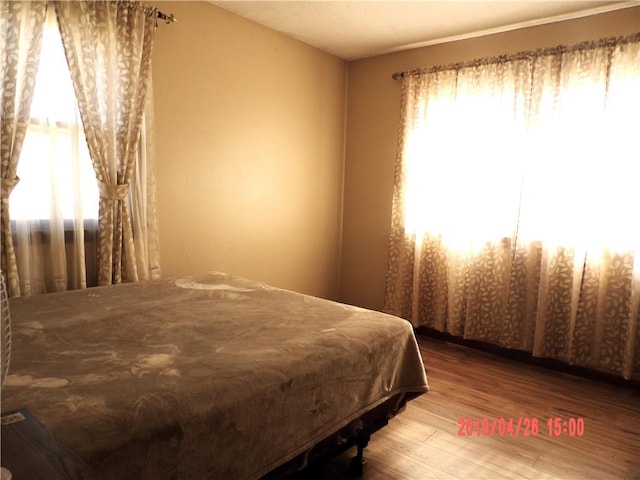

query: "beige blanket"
xmin=2 ymin=272 xmax=428 ymax=479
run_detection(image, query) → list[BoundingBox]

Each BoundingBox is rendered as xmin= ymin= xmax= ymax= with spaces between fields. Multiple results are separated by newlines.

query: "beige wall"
xmin=152 ymin=2 xmax=347 ymax=299
xmin=151 ymin=2 xmax=639 ymax=306
xmin=341 ymin=7 xmax=640 ymax=311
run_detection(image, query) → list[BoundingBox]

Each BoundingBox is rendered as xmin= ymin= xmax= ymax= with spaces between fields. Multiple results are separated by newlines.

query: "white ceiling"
xmin=209 ymin=1 xmax=638 ymax=60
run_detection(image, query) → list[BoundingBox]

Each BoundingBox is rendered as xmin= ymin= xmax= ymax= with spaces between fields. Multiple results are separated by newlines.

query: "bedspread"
xmin=2 ymin=272 xmax=428 ymax=479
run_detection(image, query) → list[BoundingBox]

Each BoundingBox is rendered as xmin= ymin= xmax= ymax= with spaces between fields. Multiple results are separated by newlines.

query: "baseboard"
xmin=415 ymin=327 xmax=640 ymax=391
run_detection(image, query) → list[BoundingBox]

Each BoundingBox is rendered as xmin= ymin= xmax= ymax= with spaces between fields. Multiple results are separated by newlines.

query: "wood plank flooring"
xmin=300 ymin=334 xmax=640 ymax=480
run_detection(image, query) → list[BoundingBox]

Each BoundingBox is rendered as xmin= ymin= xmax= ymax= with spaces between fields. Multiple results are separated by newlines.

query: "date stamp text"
xmin=457 ymin=417 xmax=585 ymax=437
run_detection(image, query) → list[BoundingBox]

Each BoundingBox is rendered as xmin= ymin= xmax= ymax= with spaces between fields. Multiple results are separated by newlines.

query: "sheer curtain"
xmin=385 ymin=34 xmax=640 ymax=379
xmin=131 ymin=83 xmax=161 ymax=283
xmin=55 ymin=0 xmax=160 ymax=285
xmin=10 ymin=8 xmax=96 ymax=295
xmin=0 ymin=1 xmax=47 ymax=297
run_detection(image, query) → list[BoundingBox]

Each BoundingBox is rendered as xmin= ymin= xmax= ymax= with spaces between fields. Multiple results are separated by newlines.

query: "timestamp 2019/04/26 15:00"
xmin=457 ymin=417 xmax=586 ymax=438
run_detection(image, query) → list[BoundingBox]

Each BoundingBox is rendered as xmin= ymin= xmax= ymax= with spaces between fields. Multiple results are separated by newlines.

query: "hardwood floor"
xmin=301 ymin=334 xmax=640 ymax=480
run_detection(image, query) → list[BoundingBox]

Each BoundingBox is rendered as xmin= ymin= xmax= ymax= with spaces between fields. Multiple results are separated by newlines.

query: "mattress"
xmin=1 ymin=272 xmax=429 ymax=479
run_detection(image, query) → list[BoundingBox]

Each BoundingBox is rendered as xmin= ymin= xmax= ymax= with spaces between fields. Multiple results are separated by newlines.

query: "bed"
xmin=1 ymin=272 xmax=429 ymax=479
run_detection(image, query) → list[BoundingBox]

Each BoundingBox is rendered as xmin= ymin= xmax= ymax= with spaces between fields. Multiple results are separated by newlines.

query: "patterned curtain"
xmin=385 ymin=34 xmax=640 ymax=379
xmin=0 ymin=1 xmax=47 ymax=297
xmin=54 ymin=0 xmax=159 ymax=285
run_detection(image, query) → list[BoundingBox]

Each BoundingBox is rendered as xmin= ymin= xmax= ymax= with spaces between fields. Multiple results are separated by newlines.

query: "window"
xmin=5 ymin=1 xmax=160 ymax=296
xmin=10 ymin=12 xmax=98 ymax=223
xmin=9 ymin=10 xmax=99 ymax=294
xmin=385 ymin=37 xmax=640 ymax=379
xmin=400 ymin=50 xmax=640 ymax=255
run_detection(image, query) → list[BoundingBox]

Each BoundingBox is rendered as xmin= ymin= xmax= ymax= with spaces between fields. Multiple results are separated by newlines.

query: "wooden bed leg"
xmin=348 ymin=434 xmax=370 ymax=476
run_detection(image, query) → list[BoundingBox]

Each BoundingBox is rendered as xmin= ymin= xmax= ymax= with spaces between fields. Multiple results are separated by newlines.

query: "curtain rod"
xmin=391 ymin=31 xmax=640 ymax=80
xmin=157 ymin=11 xmax=177 ymax=24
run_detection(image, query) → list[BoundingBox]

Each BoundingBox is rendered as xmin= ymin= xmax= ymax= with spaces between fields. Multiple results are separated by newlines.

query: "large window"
xmin=385 ymin=35 xmax=640 ymax=380
xmin=400 ymin=55 xmax=640 ymax=255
